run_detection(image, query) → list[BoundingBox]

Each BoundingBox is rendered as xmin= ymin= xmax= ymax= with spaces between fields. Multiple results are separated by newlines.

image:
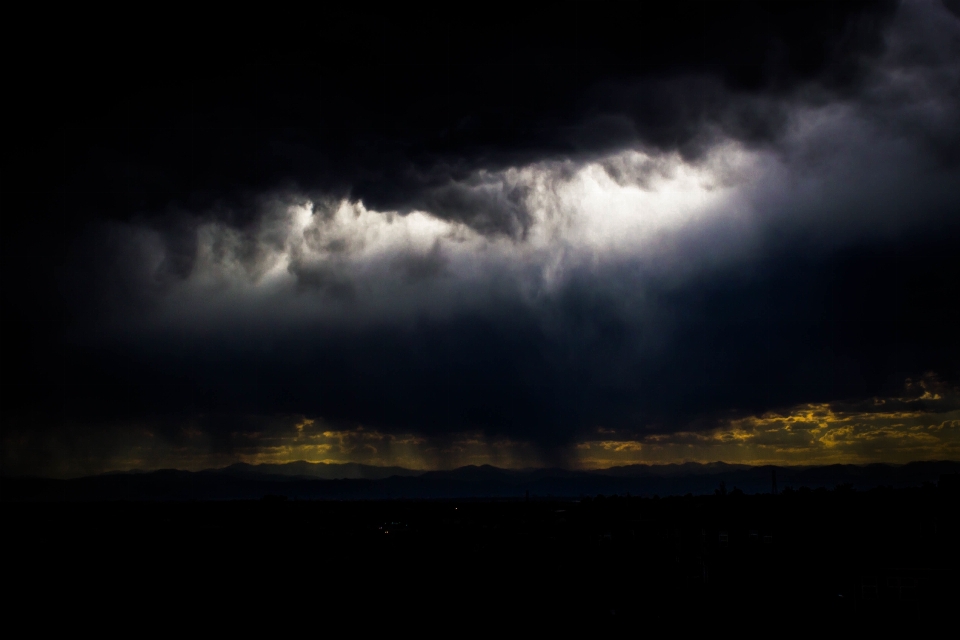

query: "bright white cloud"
xmin=148 ymin=143 xmax=759 ymax=328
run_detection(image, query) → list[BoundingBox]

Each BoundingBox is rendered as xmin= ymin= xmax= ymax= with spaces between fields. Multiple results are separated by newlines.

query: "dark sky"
xmin=4 ymin=1 xmax=960 ymax=476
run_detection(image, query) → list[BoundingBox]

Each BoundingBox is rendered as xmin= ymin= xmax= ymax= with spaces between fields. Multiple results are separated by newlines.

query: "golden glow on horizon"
xmin=573 ymin=378 xmax=960 ymax=468
xmin=8 ymin=378 xmax=957 ymax=478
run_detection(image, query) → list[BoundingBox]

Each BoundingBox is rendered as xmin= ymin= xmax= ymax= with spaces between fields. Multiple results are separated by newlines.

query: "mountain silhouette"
xmin=214 ymin=461 xmax=420 ymax=480
xmin=3 ymin=460 xmax=957 ymax=502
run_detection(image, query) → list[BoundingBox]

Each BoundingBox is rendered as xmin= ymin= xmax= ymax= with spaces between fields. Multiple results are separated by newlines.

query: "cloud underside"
xmin=4 ymin=3 xmax=960 ymax=476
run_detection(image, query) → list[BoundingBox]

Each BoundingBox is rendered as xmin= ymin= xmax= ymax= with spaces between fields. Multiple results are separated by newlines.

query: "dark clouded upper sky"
xmin=4 ymin=1 xmax=960 ymax=476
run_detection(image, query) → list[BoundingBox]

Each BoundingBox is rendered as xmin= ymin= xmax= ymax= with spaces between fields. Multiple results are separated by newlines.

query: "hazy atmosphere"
xmin=4 ymin=1 xmax=960 ymax=477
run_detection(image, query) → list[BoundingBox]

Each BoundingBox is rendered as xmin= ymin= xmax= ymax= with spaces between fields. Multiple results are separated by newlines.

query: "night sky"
xmin=4 ymin=1 xmax=960 ymax=477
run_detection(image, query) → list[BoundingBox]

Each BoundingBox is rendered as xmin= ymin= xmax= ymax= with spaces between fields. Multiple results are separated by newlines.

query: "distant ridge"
xmin=596 ymin=461 xmax=753 ymax=477
xmin=3 ymin=460 xmax=958 ymax=501
xmin=213 ymin=461 xmax=421 ymax=480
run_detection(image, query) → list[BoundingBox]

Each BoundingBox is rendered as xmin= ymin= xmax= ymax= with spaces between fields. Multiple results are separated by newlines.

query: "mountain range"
xmin=3 ymin=460 xmax=958 ymax=501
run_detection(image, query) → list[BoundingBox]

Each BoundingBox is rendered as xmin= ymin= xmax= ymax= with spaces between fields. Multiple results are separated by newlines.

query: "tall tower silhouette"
xmin=771 ymin=468 xmax=778 ymax=495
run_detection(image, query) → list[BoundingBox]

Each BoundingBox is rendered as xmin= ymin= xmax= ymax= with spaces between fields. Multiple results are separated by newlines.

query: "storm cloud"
xmin=4 ymin=2 xmax=960 ymax=475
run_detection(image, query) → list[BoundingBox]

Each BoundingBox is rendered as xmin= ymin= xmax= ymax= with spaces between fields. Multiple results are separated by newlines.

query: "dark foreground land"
xmin=5 ymin=484 xmax=958 ymax=632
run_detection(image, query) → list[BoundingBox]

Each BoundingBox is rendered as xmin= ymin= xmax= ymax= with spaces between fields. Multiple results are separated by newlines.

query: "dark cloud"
xmin=4 ymin=2 xmax=960 ymax=473
xmin=7 ymin=2 xmax=898 ymax=227
xmin=10 ymin=222 xmax=957 ymax=456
